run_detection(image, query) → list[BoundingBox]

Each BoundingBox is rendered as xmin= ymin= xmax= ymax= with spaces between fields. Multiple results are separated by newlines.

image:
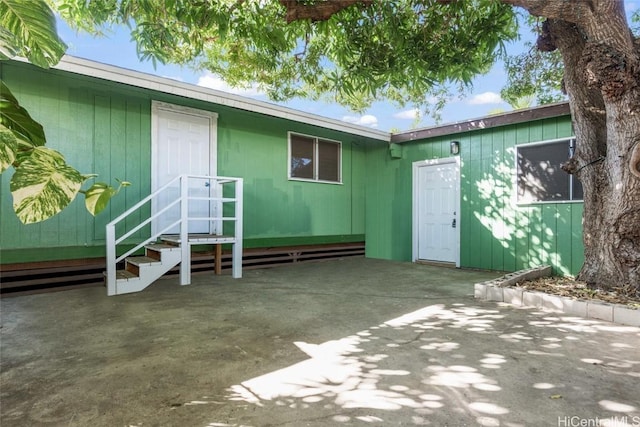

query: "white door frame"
xmin=412 ymin=156 xmax=461 ymax=267
xmin=151 ymin=101 xmax=218 ymax=235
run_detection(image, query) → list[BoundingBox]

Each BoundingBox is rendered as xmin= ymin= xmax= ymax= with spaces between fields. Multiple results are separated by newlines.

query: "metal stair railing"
xmin=105 ymin=174 xmax=243 ymax=296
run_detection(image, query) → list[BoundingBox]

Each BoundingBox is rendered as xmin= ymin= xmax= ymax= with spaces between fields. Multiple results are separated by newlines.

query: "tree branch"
xmin=279 ymin=0 xmax=373 ymax=23
xmin=500 ymin=0 xmax=594 ymax=24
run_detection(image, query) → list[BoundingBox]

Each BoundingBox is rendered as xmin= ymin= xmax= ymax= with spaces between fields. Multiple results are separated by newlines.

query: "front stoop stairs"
xmin=105 ymin=175 xmax=243 ymax=296
xmin=113 ymin=243 xmax=182 ymax=295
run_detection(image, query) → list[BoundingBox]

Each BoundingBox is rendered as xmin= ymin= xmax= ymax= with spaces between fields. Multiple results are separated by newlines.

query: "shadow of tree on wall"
xmin=196 ymin=302 xmax=639 ymax=426
xmin=464 ymin=147 xmax=582 ymax=276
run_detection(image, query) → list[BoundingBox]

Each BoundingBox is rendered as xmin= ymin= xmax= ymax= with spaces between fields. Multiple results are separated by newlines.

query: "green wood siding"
xmin=0 ymin=62 xmax=376 ymax=264
xmin=366 ymin=116 xmax=585 ymax=276
xmin=1 ymin=62 xmax=151 ymax=263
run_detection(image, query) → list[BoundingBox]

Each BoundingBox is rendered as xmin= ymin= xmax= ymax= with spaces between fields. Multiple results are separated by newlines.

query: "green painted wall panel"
xmin=555 ymin=204 xmax=573 ymax=276
xmin=366 ymin=114 xmax=584 ymax=276
xmin=463 ymin=159 xmax=482 ymax=268
xmin=541 ymin=204 xmax=558 ymax=271
xmin=571 ymin=204 xmax=585 ymax=273
xmin=479 ymin=158 xmax=494 ymax=270
xmin=364 ymin=144 xmax=402 ymax=260
xmin=93 ymin=95 xmax=112 ymax=241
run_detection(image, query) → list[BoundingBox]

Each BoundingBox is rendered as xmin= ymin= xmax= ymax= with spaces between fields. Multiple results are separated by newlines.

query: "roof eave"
xmin=49 ymin=55 xmax=391 ymax=142
xmin=391 ymin=102 xmax=571 ymax=143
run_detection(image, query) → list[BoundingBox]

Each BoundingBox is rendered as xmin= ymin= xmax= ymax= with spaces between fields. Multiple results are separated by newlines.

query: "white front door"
xmin=413 ymin=158 xmax=460 ymax=265
xmin=152 ymin=102 xmax=218 ymax=235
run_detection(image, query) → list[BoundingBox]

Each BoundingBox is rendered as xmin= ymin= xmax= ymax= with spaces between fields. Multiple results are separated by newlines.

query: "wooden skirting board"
xmin=0 ymin=242 xmax=365 ymax=297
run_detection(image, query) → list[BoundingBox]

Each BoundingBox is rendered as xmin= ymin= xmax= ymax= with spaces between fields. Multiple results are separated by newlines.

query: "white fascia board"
xmin=53 ymin=55 xmax=390 ymax=142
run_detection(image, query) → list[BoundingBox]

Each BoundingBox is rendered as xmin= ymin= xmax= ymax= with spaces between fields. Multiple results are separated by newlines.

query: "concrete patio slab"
xmin=1 ymin=258 xmax=639 ymax=426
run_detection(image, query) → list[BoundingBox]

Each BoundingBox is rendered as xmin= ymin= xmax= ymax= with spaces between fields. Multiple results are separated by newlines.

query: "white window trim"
xmin=287 ymin=131 xmax=343 ymax=184
xmin=515 ymin=136 xmax=583 ymax=205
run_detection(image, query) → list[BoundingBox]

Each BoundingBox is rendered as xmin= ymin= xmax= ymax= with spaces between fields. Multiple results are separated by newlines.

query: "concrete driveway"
xmin=1 ymin=258 xmax=638 ymax=426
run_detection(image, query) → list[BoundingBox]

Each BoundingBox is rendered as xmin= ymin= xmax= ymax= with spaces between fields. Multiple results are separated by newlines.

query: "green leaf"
xmin=0 ymin=25 xmax=18 ymax=58
xmin=0 ymin=0 xmax=67 ymax=67
xmin=10 ymin=146 xmax=83 ymax=224
xmin=0 ymin=79 xmax=46 ymax=146
xmin=84 ymin=182 xmax=116 ymax=216
xmin=0 ymin=123 xmax=17 ymax=172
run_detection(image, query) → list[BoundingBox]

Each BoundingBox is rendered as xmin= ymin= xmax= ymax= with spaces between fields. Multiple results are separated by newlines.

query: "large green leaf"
xmin=84 ymin=182 xmax=116 ymax=216
xmin=0 ymin=123 xmax=17 ymax=172
xmin=10 ymin=146 xmax=83 ymax=224
xmin=0 ymin=79 xmax=46 ymax=146
xmin=0 ymin=0 xmax=67 ymax=68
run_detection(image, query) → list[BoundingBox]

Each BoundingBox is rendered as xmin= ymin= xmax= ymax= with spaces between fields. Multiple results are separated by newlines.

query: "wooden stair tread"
xmin=146 ymin=243 xmax=180 ymax=251
xmin=126 ymin=256 xmax=162 ymax=266
xmin=115 ymin=270 xmax=138 ymax=280
xmin=161 ymin=234 xmax=236 ymax=244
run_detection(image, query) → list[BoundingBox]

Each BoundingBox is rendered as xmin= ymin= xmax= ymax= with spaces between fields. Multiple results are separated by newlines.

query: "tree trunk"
xmin=541 ymin=3 xmax=640 ymax=290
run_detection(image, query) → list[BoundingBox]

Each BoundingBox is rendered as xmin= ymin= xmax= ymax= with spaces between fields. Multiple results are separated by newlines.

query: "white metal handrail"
xmin=105 ymin=174 xmax=244 ymax=295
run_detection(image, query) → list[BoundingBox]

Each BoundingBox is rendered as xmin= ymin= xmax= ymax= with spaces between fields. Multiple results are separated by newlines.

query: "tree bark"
xmin=538 ymin=1 xmax=640 ymax=289
xmin=279 ymin=0 xmax=372 ymax=23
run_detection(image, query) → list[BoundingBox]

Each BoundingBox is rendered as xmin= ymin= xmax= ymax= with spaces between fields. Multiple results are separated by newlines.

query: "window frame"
xmin=287 ymin=131 xmax=343 ymax=184
xmin=515 ymin=137 xmax=583 ymax=205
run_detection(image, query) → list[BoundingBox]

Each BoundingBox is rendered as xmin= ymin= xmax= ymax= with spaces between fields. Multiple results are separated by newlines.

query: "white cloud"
xmin=467 ymin=91 xmax=503 ymax=105
xmin=197 ymin=73 xmax=263 ymax=97
xmin=393 ymin=108 xmax=420 ymax=120
xmin=341 ymin=114 xmax=379 ymax=128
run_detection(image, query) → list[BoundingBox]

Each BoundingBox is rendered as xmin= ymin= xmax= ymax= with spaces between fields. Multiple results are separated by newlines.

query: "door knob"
xmin=452 ymin=218 xmax=456 ymax=228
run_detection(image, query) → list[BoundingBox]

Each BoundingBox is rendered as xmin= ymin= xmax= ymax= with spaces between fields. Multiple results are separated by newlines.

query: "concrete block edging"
xmin=474 ymin=265 xmax=639 ymax=327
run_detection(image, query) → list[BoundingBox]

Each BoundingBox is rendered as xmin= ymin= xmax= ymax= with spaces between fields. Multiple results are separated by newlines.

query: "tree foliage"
xmin=501 ymin=9 xmax=640 ymax=107
xmin=0 ymin=0 xmax=127 ymax=224
xmin=55 ymin=0 xmax=518 ymax=112
xmin=500 ymin=15 xmax=566 ymax=106
xmin=0 ymin=0 xmax=66 ymax=66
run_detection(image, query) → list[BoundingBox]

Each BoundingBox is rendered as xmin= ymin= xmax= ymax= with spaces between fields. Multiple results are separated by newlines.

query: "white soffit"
xmin=53 ymin=55 xmax=390 ymax=142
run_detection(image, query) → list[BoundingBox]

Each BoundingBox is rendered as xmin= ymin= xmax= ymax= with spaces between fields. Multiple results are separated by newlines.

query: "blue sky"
xmin=55 ymin=1 xmax=637 ymax=132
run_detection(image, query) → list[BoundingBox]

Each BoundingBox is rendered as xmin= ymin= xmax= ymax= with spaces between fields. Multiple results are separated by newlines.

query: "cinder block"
xmin=521 ymin=266 xmax=552 ymax=282
xmin=562 ymin=299 xmax=588 ymax=318
xmin=500 ymin=265 xmax=553 ymax=287
xmin=587 ymin=301 xmax=614 ymax=322
xmin=503 ymin=287 xmax=524 ymax=306
xmin=522 ymin=291 xmax=543 ymax=308
xmin=474 ymin=283 xmax=487 ymax=300
xmin=541 ymin=293 xmax=564 ymax=312
xmin=613 ymin=306 xmax=640 ymax=327
xmin=486 ymin=285 xmax=504 ymax=302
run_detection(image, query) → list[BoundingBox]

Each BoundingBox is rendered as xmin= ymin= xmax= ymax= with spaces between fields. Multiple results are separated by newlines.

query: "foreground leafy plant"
xmin=0 ymin=0 xmax=126 ymax=224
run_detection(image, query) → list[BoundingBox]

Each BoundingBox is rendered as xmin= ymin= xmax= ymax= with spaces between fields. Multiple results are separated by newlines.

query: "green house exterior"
xmin=0 ymin=57 xmax=386 ymax=266
xmin=1 ymin=56 xmax=583 ymax=279
xmin=365 ymin=104 xmax=584 ymax=276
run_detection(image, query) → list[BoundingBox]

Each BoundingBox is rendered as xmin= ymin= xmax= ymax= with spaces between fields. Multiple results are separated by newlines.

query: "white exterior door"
xmin=413 ymin=158 xmax=460 ymax=265
xmin=152 ymin=102 xmax=218 ymax=235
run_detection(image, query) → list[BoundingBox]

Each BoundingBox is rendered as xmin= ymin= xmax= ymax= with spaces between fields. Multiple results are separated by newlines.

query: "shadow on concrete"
xmin=1 ymin=258 xmax=638 ymax=427
xmin=207 ymin=302 xmax=640 ymax=426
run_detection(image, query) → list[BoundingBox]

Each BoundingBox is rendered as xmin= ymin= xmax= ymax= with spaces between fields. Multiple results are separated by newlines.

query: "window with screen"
xmin=289 ymin=132 xmax=341 ymax=183
xmin=516 ymin=138 xmax=583 ymax=203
